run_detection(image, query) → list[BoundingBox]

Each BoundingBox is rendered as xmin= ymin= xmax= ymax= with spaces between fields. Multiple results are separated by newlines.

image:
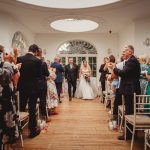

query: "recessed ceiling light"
xmin=17 ymin=0 xmax=121 ymax=9
xmin=50 ymin=19 xmax=99 ymax=32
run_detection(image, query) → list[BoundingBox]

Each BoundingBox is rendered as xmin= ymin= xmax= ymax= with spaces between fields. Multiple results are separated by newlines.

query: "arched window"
xmin=57 ymin=40 xmax=97 ymax=77
xmin=58 ymin=40 xmax=97 ymax=54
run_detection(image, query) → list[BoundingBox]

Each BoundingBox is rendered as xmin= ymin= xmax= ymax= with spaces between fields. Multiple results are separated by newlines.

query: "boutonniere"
xmin=72 ymin=64 xmax=76 ymax=69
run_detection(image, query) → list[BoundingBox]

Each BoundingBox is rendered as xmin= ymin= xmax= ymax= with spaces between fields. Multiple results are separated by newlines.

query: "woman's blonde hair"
xmin=138 ymin=54 xmax=149 ymax=64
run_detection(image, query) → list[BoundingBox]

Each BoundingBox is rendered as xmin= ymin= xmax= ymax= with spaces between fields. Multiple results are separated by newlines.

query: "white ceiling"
xmin=16 ymin=0 xmax=121 ymax=9
xmin=0 ymin=0 xmax=150 ymax=34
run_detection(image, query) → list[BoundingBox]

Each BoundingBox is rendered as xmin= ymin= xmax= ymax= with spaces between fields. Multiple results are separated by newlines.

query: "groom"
xmin=65 ymin=58 xmax=79 ymax=101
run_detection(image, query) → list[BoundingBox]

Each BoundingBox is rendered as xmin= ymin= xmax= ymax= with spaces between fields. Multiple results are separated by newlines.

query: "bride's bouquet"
xmin=83 ymin=72 xmax=90 ymax=82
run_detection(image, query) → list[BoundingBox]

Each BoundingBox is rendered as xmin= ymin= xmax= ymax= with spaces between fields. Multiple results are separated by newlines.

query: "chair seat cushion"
xmin=20 ymin=112 xmax=29 ymax=120
xmin=125 ymin=115 xmax=150 ymax=125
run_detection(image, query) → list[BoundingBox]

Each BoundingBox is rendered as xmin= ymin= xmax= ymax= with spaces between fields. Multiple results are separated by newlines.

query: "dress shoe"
xmin=46 ymin=117 xmax=51 ymax=123
xmin=51 ymin=112 xmax=58 ymax=115
xmin=106 ymin=103 xmax=111 ymax=108
xmin=69 ymin=97 xmax=72 ymax=101
xmin=29 ymin=128 xmax=40 ymax=138
xmin=59 ymin=100 xmax=62 ymax=103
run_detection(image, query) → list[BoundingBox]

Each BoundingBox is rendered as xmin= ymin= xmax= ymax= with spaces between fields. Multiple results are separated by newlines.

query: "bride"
xmin=76 ymin=60 xmax=95 ymax=100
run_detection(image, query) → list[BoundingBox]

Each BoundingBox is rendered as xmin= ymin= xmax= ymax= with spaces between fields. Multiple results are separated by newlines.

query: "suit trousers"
xmin=38 ymin=80 xmax=47 ymax=118
xmin=100 ymin=80 xmax=106 ymax=92
xmin=113 ymin=89 xmax=122 ymax=115
xmin=68 ymin=80 xmax=77 ymax=98
xmin=19 ymin=88 xmax=38 ymax=133
xmin=124 ymin=94 xmax=134 ymax=115
xmin=39 ymin=88 xmax=47 ymax=118
xmin=123 ymin=94 xmax=134 ymax=137
xmin=55 ymin=82 xmax=62 ymax=101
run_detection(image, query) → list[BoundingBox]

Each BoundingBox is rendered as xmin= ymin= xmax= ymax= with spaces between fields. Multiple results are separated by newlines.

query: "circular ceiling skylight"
xmin=17 ymin=0 xmax=121 ymax=9
xmin=50 ymin=19 xmax=99 ymax=32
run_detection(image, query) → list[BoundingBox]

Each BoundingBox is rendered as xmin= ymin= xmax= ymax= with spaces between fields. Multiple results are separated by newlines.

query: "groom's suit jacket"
xmin=65 ymin=64 xmax=79 ymax=82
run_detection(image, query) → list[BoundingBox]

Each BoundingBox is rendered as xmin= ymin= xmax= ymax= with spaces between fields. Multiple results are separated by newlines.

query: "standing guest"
xmin=144 ymin=64 xmax=150 ymax=115
xmin=138 ymin=54 xmax=149 ymax=94
xmin=109 ymin=55 xmax=116 ymax=63
xmin=108 ymin=55 xmax=116 ymax=74
xmin=110 ymin=72 xmax=119 ymax=115
xmin=0 ymin=47 xmax=20 ymax=150
xmin=99 ymin=57 xmax=109 ymax=94
xmin=111 ymin=45 xmax=141 ymax=140
xmin=0 ymin=45 xmax=4 ymax=62
xmin=17 ymin=44 xmax=42 ymax=138
xmin=65 ymin=57 xmax=79 ymax=101
xmin=36 ymin=49 xmax=50 ymax=122
xmin=51 ymin=56 xmax=64 ymax=103
xmin=46 ymin=60 xmax=59 ymax=115
xmin=112 ymin=51 xmax=126 ymax=120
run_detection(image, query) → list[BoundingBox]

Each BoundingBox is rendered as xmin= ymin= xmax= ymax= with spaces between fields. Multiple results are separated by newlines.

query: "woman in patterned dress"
xmin=0 ymin=51 xmax=20 ymax=150
xmin=139 ymin=54 xmax=149 ymax=94
xmin=46 ymin=61 xmax=59 ymax=115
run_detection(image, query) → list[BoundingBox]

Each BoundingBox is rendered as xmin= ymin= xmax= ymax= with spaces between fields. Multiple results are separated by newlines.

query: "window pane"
xmin=93 ymin=64 xmax=96 ymax=70
xmin=58 ymin=40 xmax=97 ymax=54
xmin=73 ymin=57 xmax=76 ymax=63
xmin=89 ymin=57 xmax=92 ymax=63
xmin=93 ymin=71 xmax=96 ymax=77
xmin=93 ymin=57 xmax=96 ymax=63
xmin=61 ymin=57 xmax=66 ymax=67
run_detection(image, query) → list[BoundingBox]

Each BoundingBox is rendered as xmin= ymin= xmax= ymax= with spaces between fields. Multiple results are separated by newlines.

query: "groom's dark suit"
xmin=65 ymin=63 xmax=79 ymax=99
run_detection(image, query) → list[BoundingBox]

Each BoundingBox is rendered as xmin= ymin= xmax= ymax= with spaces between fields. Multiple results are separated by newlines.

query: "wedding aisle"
xmin=17 ymin=97 xmax=143 ymax=150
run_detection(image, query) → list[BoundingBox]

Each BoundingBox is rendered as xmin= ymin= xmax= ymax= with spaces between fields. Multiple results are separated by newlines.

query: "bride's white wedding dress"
xmin=75 ymin=68 xmax=95 ymax=99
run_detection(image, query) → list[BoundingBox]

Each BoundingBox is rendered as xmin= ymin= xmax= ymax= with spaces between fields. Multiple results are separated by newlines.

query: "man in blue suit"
xmin=51 ymin=56 xmax=64 ymax=103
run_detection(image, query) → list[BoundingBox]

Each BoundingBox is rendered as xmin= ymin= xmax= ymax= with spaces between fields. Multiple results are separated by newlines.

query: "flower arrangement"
xmin=83 ymin=72 xmax=90 ymax=82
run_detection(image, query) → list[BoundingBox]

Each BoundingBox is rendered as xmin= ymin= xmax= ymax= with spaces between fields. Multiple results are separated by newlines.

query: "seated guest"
xmin=17 ymin=44 xmax=42 ymax=138
xmin=139 ymin=54 xmax=149 ymax=94
xmin=46 ymin=61 xmax=59 ymax=115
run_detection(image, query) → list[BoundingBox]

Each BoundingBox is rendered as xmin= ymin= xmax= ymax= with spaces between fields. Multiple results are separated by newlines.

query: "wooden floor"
xmin=16 ymin=97 xmax=144 ymax=150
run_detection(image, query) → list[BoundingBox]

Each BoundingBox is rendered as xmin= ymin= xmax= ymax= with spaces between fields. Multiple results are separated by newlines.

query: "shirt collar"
xmin=27 ymin=52 xmax=34 ymax=55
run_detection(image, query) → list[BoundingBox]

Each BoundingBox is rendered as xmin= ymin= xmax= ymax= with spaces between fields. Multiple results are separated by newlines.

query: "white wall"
xmin=119 ymin=17 xmax=150 ymax=57
xmin=0 ymin=12 xmax=35 ymax=52
xmin=35 ymin=33 xmax=119 ymax=63
xmin=134 ymin=17 xmax=150 ymax=56
xmin=119 ymin=22 xmax=135 ymax=54
xmin=35 ymin=33 xmax=119 ymax=80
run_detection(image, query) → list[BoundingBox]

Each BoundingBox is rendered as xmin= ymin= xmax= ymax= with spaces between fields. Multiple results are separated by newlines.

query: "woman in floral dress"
xmin=139 ymin=54 xmax=149 ymax=94
xmin=0 ymin=51 xmax=20 ymax=150
xmin=46 ymin=61 xmax=59 ymax=115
